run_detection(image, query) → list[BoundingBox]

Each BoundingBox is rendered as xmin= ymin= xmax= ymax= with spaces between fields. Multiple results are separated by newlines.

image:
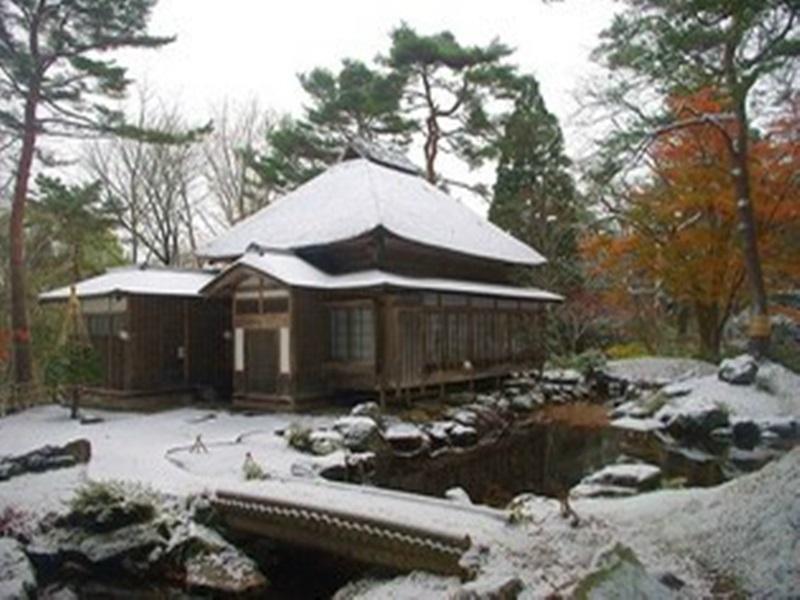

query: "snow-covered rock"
xmin=185 ymin=546 xmax=267 ymax=594
xmin=308 ymin=430 xmax=345 ymax=456
xmin=444 ymin=487 xmax=472 ymax=505
xmin=452 ymin=574 xmax=524 ymax=599
xmin=572 ymin=543 xmax=675 ymax=600
xmin=449 ymin=424 xmax=478 ymax=448
xmin=350 ymin=401 xmax=382 ymax=424
xmin=656 ymin=397 xmax=729 ymax=437
xmin=542 ymin=368 xmax=582 ymax=384
xmin=759 ymin=416 xmax=799 ymax=439
xmin=0 ymin=538 xmax=36 ymax=600
xmin=383 ymin=424 xmax=428 ymax=455
xmin=605 ymin=357 xmax=716 ymax=388
xmin=571 ymin=483 xmax=639 ymax=499
xmin=332 ymin=416 xmax=381 ymax=452
xmin=718 ymin=354 xmax=759 ymax=385
xmin=582 ymin=463 xmax=662 ymax=491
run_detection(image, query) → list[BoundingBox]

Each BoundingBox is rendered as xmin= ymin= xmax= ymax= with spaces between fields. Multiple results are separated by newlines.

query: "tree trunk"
xmin=729 ymin=105 xmax=770 ymax=356
xmin=695 ymin=302 xmax=721 ymax=362
xmin=9 ymin=92 xmax=40 ymax=385
xmin=723 ymin=32 xmax=770 ymax=356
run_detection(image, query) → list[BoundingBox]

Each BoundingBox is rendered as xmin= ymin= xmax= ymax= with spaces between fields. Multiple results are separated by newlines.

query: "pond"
xmin=364 ymin=403 xmax=792 ymax=507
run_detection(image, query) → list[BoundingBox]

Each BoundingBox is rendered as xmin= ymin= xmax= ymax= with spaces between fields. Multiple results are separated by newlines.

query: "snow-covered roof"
xmin=342 ymin=138 xmax=421 ymax=176
xmin=39 ymin=266 xmax=216 ymax=301
xmin=204 ymin=250 xmax=562 ymax=302
xmin=199 ymin=158 xmax=546 ymax=266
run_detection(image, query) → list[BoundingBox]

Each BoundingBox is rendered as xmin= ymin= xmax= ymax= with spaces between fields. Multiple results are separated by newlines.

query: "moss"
xmin=572 ymin=543 xmax=642 ymax=600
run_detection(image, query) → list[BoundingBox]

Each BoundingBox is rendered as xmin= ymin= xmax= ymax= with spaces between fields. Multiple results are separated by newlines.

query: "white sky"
xmin=118 ymin=0 xmax=618 ymax=167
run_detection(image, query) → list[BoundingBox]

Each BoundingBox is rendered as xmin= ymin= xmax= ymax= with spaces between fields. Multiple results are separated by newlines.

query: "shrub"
xmin=605 ymin=342 xmax=649 ymax=360
xmin=66 ymin=480 xmax=158 ymax=532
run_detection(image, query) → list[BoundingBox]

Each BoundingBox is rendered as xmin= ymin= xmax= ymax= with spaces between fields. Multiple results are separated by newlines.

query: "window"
xmin=329 ymin=305 xmax=375 ymax=363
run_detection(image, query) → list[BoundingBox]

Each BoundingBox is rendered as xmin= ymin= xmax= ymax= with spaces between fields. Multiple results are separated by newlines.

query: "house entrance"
xmin=245 ymin=329 xmax=279 ymax=394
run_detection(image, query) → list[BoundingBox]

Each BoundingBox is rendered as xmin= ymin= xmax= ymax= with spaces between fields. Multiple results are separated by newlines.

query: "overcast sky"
xmin=118 ymin=0 xmax=618 ymax=162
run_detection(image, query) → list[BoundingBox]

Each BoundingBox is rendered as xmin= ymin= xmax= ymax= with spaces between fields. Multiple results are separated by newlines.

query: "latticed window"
xmin=329 ymin=305 xmax=375 ymax=362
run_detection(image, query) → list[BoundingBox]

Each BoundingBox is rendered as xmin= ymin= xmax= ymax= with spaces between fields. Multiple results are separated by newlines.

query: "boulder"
xmin=570 ymin=483 xmax=639 ymax=499
xmin=308 ymin=430 xmax=345 ymax=456
xmin=581 ymin=463 xmax=662 ymax=491
xmin=732 ymin=420 xmax=761 ymax=449
xmin=657 ymin=399 xmax=729 ymax=438
xmin=383 ymin=423 xmax=429 ymax=455
xmin=185 ymin=547 xmax=267 ymax=594
xmin=350 ymin=401 xmax=382 ymax=424
xmin=0 ymin=537 xmax=36 ymax=600
xmin=449 ymin=424 xmax=479 ymax=448
xmin=444 ymin=487 xmax=472 ymax=505
xmin=718 ymin=354 xmax=759 ymax=385
xmin=454 ymin=575 xmax=524 ymax=599
xmin=760 ymin=417 xmax=799 ymax=440
xmin=509 ymin=394 xmax=535 ymax=413
xmin=573 ymin=543 xmax=675 ymax=600
xmin=332 ymin=416 xmax=382 ymax=452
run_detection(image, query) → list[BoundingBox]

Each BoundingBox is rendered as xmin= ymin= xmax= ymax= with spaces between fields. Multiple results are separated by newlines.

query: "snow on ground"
xmin=343 ymin=449 xmax=800 ymax=599
xmin=0 ymin=405 xmax=341 ymax=514
xmin=654 ymin=359 xmax=800 ymax=423
xmin=586 ymin=447 xmax=800 ymax=598
xmin=605 ymin=357 xmax=717 ymax=386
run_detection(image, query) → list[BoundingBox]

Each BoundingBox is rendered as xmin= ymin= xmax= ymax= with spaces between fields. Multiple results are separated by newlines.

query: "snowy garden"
xmin=1 ymin=354 xmax=798 ymax=597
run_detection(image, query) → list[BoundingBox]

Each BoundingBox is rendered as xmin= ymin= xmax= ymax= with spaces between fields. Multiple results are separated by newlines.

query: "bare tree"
xmin=202 ymin=98 xmax=275 ymax=226
xmin=86 ymin=93 xmax=208 ymax=266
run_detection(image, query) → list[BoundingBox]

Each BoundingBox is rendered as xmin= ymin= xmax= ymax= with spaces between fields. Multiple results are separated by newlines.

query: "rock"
xmin=425 ymin=421 xmax=454 ymax=449
xmin=657 ymin=571 xmax=686 ymax=591
xmin=760 ymin=417 xmax=799 ymax=440
xmin=718 ymin=354 xmax=759 ymax=385
xmin=0 ymin=537 xmax=36 ymax=600
xmin=449 ymin=424 xmax=478 ymax=448
xmin=383 ymin=423 xmax=429 ymax=455
xmin=658 ymin=400 xmax=729 ymax=438
xmin=0 ymin=439 xmax=91 ymax=483
xmin=582 ymin=464 xmax=662 ymax=491
xmin=710 ymin=427 xmax=733 ymax=440
xmin=350 ymin=401 xmax=382 ymax=424
xmin=29 ymin=522 xmax=166 ymax=568
xmin=662 ymin=381 xmax=693 ymax=398
xmin=509 ymin=394 xmax=535 ymax=413
xmin=79 ymin=414 xmax=104 ymax=425
xmin=332 ymin=416 xmax=382 ymax=452
xmin=732 ymin=420 xmax=761 ymax=449
xmin=570 ymin=483 xmax=639 ymax=499
xmin=185 ymin=547 xmax=267 ymax=594
xmin=447 ymin=409 xmax=479 ymax=427
xmin=609 ymin=400 xmax=651 ymax=419
xmin=454 ymin=575 xmax=524 ymax=599
xmin=542 ymin=368 xmax=582 ymax=384
xmin=573 ymin=543 xmax=675 ymax=600
xmin=284 ymin=423 xmax=313 ymax=453
xmin=729 ymin=446 xmax=777 ymax=471
xmin=308 ymin=430 xmax=345 ymax=456
xmin=444 ymin=487 xmax=472 ymax=505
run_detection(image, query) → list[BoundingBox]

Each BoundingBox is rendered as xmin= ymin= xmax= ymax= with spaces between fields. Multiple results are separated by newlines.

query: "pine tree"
xmin=0 ymin=0 xmax=175 ymax=384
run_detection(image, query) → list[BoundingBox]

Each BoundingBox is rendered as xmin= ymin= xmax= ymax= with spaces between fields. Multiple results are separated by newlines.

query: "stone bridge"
xmin=212 ymin=481 xmax=506 ymax=578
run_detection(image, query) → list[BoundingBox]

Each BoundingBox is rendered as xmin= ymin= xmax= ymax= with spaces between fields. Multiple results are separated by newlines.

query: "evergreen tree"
xmin=252 ymin=25 xmax=519 ymax=192
xmin=0 ymin=0 xmax=175 ymax=385
xmin=386 ymin=23 xmax=517 ymax=184
xmin=489 ymin=76 xmax=582 ymax=293
xmin=253 ymin=60 xmax=413 ymax=193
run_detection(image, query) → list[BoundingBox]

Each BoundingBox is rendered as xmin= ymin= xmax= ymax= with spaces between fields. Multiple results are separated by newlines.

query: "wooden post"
xmin=183 ymin=299 xmax=191 ymax=386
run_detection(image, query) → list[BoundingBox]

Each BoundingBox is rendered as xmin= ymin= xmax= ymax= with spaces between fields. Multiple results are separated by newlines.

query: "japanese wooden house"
xmin=41 ymin=142 xmax=562 ymax=410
